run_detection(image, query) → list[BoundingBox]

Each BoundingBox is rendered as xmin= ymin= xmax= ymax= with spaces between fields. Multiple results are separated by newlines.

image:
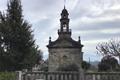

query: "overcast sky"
xmin=0 ymin=0 xmax=120 ymax=61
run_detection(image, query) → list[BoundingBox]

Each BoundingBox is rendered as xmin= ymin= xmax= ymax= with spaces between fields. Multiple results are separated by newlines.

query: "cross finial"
xmin=64 ymin=0 xmax=66 ymax=9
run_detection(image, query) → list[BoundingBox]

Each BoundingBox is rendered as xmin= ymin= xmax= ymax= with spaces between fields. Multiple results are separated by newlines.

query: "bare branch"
xmin=96 ymin=39 xmax=120 ymax=61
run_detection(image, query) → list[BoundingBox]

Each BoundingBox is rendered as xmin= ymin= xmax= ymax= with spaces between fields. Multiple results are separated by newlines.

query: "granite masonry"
xmin=47 ymin=7 xmax=83 ymax=71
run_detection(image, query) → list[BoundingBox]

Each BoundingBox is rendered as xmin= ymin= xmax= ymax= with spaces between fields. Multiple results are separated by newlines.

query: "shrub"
xmin=57 ymin=64 xmax=79 ymax=71
xmin=0 ymin=72 xmax=16 ymax=80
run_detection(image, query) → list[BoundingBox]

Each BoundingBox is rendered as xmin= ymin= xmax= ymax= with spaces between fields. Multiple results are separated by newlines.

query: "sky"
xmin=0 ymin=0 xmax=120 ymax=61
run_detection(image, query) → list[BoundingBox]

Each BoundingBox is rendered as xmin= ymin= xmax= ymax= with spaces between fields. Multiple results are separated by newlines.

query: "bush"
xmin=57 ymin=64 xmax=79 ymax=72
xmin=0 ymin=72 xmax=16 ymax=80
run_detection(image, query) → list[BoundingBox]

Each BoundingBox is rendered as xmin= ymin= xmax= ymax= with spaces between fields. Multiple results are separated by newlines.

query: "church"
xmin=47 ymin=7 xmax=84 ymax=71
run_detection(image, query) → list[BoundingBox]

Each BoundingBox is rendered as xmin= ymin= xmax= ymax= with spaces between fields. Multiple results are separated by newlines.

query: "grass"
xmin=0 ymin=72 xmax=16 ymax=80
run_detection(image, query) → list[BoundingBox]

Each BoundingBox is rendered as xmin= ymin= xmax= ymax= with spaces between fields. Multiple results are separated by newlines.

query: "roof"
xmin=61 ymin=8 xmax=69 ymax=15
xmin=47 ymin=37 xmax=83 ymax=48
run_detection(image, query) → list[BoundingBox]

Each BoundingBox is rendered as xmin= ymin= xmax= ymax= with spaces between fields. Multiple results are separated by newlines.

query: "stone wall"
xmin=85 ymin=72 xmax=120 ymax=80
xmin=48 ymin=48 xmax=83 ymax=71
xmin=16 ymin=71 xmax=120 ymax=80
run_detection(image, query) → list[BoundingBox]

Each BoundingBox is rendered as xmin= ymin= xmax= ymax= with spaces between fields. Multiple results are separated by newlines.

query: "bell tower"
xmin=58 ymin=7 xmax=71 ymax=38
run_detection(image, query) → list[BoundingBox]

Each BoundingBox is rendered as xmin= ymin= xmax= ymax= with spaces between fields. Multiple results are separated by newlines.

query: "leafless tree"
xmin=96 ymin=39 xmax=120 ymax=62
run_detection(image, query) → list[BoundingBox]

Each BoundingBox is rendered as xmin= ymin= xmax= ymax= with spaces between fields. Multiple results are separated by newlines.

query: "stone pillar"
xmin=79 ymin=69 xmax=85 ymax=80
xmin=79 ymin=52 xmax=85 ymax=80
xmin=16 ymin=71 xmax=22 ymax=80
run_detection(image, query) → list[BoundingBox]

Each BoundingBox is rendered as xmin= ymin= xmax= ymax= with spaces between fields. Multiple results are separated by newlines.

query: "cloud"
xmin=0 ymin=0 xmax=120 ymax=61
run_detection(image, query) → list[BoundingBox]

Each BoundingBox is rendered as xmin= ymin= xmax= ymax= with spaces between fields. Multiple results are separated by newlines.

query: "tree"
xmin=0 ymin=0 xmax=41 ymax=71
xmin=96 ymin=39 xmax=120 ymax=62
xmin=82 ymin=61 xmax=91 ymax=71
xmin=0 ymin=12 xmax=10 ymax=71
xmin=98 ymin=55 xmax=119 ymax=71
xmin=39 ymin=59 xmax=48 ymax=72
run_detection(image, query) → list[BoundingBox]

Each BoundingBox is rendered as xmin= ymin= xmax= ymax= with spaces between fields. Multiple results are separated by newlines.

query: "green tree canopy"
xmin=0 ymin=0 xmax=42 ymax=71
xmin=98 ymin=55 xmax=119 ymax=72
xmin=82 ymin=61 xmax=91 ymax=71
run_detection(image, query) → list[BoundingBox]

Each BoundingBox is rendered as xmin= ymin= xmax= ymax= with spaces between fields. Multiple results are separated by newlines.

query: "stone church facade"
xmin=47 ymin=7 xmax=83 ymax=71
